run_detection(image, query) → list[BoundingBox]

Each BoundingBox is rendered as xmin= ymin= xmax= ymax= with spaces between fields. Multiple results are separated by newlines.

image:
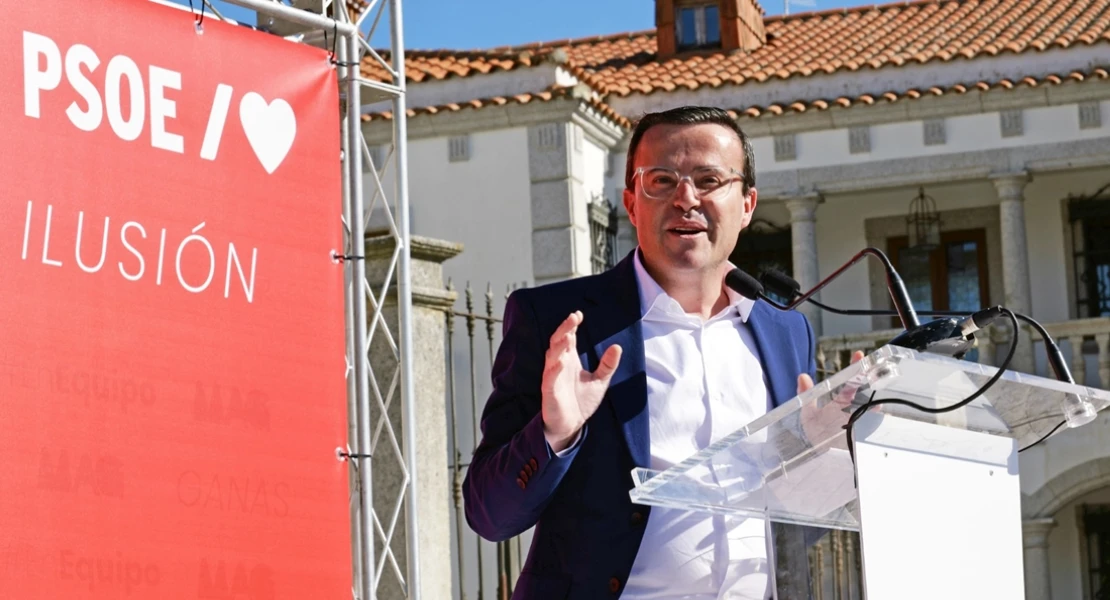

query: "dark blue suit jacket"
xmin=462 ymin=250 xmax=817 ymax=599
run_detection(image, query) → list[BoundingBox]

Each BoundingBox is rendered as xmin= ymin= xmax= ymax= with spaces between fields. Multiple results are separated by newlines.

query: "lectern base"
xmin=853 ymin=412 xmax=1025 ymax=599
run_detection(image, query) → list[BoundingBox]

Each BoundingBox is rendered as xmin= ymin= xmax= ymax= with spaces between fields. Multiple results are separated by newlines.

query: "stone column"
xmin=1022 ymin=518 xmax=1056 ymax=600
xmin=991 ymin=172 xmax=1035 ymax=373
xmin=785 ymin=195 xmax=823 ymax=335
xmin=529 ymin=122 xmax=592 ymax=286
xmin=771 ymin=523 xmax=813 ymax=598
xmin=363 ymin=233 xmax=462 ymax=600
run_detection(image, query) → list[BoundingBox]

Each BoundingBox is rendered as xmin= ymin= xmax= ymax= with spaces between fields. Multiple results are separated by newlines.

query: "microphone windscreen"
xmin=760 ymin=269 xmax=801 ymax=297
xmin=725 ymin=268 xmax=764 ymax=299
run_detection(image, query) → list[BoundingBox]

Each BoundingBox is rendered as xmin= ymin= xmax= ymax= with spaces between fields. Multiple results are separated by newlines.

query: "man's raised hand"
xmin=541 ymin=311 xmax=622 ymax=453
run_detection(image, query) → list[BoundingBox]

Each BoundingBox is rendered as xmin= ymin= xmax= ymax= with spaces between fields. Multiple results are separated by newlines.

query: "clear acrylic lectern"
xmin=629 ymin=345 xmax=1110 ymax=599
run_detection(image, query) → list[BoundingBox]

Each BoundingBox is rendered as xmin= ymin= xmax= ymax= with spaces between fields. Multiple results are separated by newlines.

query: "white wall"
xmin=581 ymin=135 xmax=608 ymax=203
xmin=370 ymin=127 xmax=534 ymax=300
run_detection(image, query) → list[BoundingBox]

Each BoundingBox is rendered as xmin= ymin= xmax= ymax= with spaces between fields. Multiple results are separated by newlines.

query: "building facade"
xmin=359 ymin=0 xmax=1110 ymax=597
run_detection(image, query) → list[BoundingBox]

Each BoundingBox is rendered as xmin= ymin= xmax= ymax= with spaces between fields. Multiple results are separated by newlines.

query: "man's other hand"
xmin=796 ymin=350 xmax=865 ymax=395
xmin=541 ymin=311 xmax=623 ymax=453
xmin=796 ymin=350 xmax=865 ymax=449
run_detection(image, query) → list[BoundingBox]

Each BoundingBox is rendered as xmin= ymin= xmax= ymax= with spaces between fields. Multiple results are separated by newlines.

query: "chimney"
xmin=722 ymin=0 xmax=767 ymax=53
xmin=656 ymin=0 xmax=766 ymax=60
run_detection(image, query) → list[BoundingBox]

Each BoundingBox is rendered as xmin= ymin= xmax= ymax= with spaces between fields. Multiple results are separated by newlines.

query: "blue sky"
xmin=169 ymin=0 xmax=884 ymax=50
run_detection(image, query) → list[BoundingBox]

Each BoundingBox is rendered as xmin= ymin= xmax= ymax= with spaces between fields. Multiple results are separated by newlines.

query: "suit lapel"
xmin=746 ymin=301 xmax=795 ymax=408
xmin=583 ymin=253 xmax=650 ymax=469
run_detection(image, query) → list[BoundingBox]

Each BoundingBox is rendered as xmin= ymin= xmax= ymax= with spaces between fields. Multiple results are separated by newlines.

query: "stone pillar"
xmin=785 ymin=195 xmax=823 ymax=335
xmin=363 ymin=232 xmax=462 ymax=600
xmin=1022 ymin=518 xmax=1056 ymax=600
xmin=991 ymin=172 xmax=1035 ymax=373
xmin=529 ymin=122 xmax=592 ymax=286
xmin=771 ymin=523 xmax=813 ymax=598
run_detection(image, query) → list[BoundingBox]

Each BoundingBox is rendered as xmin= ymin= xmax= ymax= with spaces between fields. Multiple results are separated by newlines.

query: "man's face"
xmin=622 ymin=123 xmax=757 ymax=276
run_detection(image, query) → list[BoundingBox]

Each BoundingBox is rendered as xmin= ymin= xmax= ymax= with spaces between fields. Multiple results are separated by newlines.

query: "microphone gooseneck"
xmin=759 ymin=268 xmax=1076 ymax=384
xmin=771 ymin=248 xmax=920 ymax=331
xmin=741 ymin=256 xmax=1096 ymax=454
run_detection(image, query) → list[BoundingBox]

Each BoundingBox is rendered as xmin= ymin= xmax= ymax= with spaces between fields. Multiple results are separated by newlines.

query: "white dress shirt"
xmin=620 ymin=251 xmax=774 ymax=600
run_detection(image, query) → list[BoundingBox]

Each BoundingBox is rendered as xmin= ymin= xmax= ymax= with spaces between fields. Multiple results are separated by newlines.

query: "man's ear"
xmin=741 ymin=187 xmax=758 ymax=228
xmin=623 ymin=187 xmax=638 ymax=227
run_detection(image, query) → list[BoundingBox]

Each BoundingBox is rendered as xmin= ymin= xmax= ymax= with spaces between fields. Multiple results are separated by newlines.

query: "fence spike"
xmin=465 ymin=282 xmax=475 ymax=337
xmin=485 ymin=283 xmax=496 ymax=342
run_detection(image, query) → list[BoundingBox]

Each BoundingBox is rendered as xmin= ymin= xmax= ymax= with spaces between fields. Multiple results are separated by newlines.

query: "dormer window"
xmin=655 ymin=0 xmax=765 ymax=59
xmin=676 ymin=3 xmax=721 ymax=49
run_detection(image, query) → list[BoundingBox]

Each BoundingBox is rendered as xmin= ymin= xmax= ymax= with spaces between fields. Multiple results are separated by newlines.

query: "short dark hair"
xmin=624 ymin=105 xmax=755 ymax=195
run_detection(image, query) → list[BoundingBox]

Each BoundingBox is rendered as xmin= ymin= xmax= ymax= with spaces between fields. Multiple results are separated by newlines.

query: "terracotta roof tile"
xmin=359 ymin=0 xmax=1110 ymax=126
xmin=378 ymin=0 xmax=1105 ymax=97
xmin=722 ymin=67 xmax=1107 ymax=119
xmin=361 ymin=85 xmax=632 ymax=128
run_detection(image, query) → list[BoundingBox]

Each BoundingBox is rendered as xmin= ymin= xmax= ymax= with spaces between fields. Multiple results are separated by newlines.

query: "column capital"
xmin=784 ymin=194 xmax=821 ymax=222
xmin=1022 ymin=517 xmax=1057 ymax=549
xmin=364 ymin=234 xmax=464 ymax=311
xmin=990 ymin=170 xmax=1031 ymax=201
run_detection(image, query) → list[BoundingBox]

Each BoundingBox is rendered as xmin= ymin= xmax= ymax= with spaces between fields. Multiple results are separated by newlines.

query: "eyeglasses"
xmin=633 ymin=166 xmax=743 ymax=200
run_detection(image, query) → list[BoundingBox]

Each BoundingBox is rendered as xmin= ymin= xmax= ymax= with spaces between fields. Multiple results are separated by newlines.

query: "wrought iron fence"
xmin=589 ymin=194 xmax=619 ymax=275
xmin=445 ymin=280 xmax=527 ymax=600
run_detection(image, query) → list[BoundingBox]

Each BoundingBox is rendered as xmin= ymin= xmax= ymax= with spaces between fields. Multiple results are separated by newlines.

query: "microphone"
xmin=757 ymin=267 xmax=1098 ymax=435
xmin=727 ymin=255 xmax=1098 ymax=455
xmin=758 ymin=267 xmax=1075 ymax=383
xmin=724 ymin=268 xmax=765 ymax=300
xmin=727 ymin=247 xmax=971 ymax=358
xmin=765 ymin=248 xmax=921 ymax=331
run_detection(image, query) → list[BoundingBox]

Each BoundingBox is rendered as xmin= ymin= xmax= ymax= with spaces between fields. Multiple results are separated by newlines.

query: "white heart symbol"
xmin=239 ymin=92 xmax=297 ymax=174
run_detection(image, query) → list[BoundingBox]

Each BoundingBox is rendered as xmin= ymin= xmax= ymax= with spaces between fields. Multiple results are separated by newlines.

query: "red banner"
xmin=0 ymin=0 xmax=350 ymax=597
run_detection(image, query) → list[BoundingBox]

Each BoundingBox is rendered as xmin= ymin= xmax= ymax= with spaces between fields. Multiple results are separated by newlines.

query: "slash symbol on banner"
xmin=201 ymin=86 xmax=297 ymax=174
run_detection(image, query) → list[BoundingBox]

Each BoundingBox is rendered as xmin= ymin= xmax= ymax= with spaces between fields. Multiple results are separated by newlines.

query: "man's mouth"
xmin=668 ymin=226 xmax=707 ymax=236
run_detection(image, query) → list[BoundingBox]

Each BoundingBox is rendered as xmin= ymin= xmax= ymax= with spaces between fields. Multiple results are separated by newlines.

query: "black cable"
xmin=757 ymin=268 xmax=1080 ymax=456
xmin=1019 ymin=420 xmax=1066 ymax=453
xmin=766 ymin=298 xmax=1075 ymax=382
xmin=775 ymin=247 xmax=920 ymax=329
xmin=779 ymin=295 xmax=1046 ymax=343
xmin=186 ymin=0 xmax=206 ymax=29
xmin=843 ymin=307 xmax=1020 ymax=470
xmin=807 ymin=298 xmax=1059 ymax=364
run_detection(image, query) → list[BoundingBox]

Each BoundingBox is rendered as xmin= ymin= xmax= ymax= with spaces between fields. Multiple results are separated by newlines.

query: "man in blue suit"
xmin=463 ymin=106 xmax=822 ymax=599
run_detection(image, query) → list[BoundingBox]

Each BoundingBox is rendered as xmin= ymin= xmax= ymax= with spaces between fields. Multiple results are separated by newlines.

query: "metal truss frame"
xmin=170 ymin=1 xmax=417 ymax=599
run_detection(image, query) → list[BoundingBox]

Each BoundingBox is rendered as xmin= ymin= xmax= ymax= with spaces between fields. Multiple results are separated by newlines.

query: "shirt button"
xmin=609 ymin=577 xmax=621 ymax=593
xmin=630 ymin=511 xmax=643 ymax=526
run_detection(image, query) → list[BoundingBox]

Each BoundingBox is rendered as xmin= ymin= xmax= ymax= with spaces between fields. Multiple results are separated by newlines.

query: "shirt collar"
xmin=632 ymin=248 xmax=755 ymax=323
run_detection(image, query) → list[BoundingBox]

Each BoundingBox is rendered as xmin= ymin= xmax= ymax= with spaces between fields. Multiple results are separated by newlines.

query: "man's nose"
xmin=672 ymin=179 xmax=700 ymax=212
